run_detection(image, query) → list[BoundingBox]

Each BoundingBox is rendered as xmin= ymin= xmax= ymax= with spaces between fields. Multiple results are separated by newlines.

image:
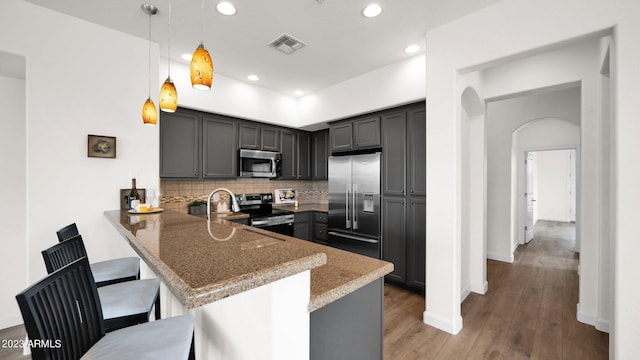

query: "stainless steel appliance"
xmin=328 ymin=152 xmax=381 ymax=258
xmin=236 ymin=193 xmax=294 ymax=236
xmin=238 ymin=149 xmax=281 ymax=178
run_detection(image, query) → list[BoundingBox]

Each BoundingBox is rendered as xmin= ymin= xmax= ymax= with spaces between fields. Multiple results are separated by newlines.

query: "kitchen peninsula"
xmin=104 ymin=209 xmax=392 ymax=360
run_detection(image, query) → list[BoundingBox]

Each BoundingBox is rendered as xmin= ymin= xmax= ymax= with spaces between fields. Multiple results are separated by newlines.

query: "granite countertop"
xmin=104 ymin=209 xmax=326 ymax=309
xmin=104 ymin=208 xmax=392 ymax=312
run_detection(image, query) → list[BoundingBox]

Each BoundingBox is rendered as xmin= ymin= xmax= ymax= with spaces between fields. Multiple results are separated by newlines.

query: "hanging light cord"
xmin=167 ymin=0 xmax=172 ymax=77
xmin=147 ymin=10 xmax=152 ymax=98
xmin=200 ymin=0 xmax=205 ymax=43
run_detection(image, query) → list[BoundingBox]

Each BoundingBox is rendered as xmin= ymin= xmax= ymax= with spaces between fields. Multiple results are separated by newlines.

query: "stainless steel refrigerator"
xmin=328 ymin=152 xmax=381 ymax=258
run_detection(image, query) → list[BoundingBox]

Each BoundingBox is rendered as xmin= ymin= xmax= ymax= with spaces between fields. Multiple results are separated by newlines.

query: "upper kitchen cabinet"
xmin=160 ymin=110 xmax=201 ymax=179
xmin=238 ymin=122 xmax=280 ymax=151
xmin=329 ymin=116 xmax=381 ymax=153
xmin=312 ymin=130 xmax=329 ymax=180
xmin=297 ymin=131 xmax=311 ymax=180
xmin=280 ymin=129 xmax=296 ymax=179
xmin=203 ymin=115 xmax=237 ymax=178
xmin=407 ymin=106 xmax=426 ymax=196
xmin=382 ymin=103 xmax=426 ymax=196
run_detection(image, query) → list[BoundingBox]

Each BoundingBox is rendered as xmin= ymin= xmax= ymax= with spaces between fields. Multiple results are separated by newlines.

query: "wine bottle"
xmin=129 ymin=178 xmax=140 ymax=209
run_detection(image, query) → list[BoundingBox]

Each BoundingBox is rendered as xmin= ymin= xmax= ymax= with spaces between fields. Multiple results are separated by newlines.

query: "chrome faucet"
xmin=207 ymin=188 xmax=240 ymax=220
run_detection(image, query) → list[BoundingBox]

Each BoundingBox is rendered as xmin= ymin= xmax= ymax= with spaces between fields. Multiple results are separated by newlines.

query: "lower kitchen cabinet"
xmin=382 ymin=196 xmax=425 ymax=290
xmin=294 ymin=212 xmax=313 ymax=241
xmin=310 ymin=278 xmax=383 ymax=360
xmin=313 ymin=212 xmax=328 ymax=244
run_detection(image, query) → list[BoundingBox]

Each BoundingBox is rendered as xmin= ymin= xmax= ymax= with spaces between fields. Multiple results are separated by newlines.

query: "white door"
xmin=525 ymin=152 xmax=535 ymax=243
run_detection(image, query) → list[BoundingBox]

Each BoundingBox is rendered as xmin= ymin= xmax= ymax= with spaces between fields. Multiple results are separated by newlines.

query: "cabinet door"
xmin=297 ymin=131 xmax=311 ymax=180
xmin=280 ymin=129 xmax=297 ymax=179
xmin=202 ymin=115 xmax=237 ymax=178
xmin=330 ymin=122 xmax=353 ymax=153
xmin=261 ymin=126 xmax=280 ymax=151
xmin=382 ymin=197 xmax=407 ymax=284
xmin=294 ymin=212 xmax=312 ymax=241
xmin=382 ymin=111 xmax=407 ymax=196
xmin=408 ymin=106 xmax=426 ymax=196
xmin=353 ymin=116 xmax=381 ymax=149
xmin=160 ymin=110 xmax=200 ymax=178
xmin=312 ymin=130 xmax=329 ymax=180
xmin=407 ymin=197 xmax=426 ymax=289
xmin=238 ymin=122 xmax=260 ymax=150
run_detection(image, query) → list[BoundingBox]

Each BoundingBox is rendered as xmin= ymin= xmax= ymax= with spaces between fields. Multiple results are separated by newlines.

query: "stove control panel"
xmin=236 ymin=193 xmax=273 ymax=206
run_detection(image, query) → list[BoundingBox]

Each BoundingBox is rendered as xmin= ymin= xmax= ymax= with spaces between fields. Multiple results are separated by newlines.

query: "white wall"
xmin=535 ymin=150 xmax=573 ymax=222
xmin=298 ymin=54 xmax=426 ymax=128
xmin=486 ymin=86 xmax=581 ymax=262
xmin=0 ymin=74 xmax=26 ymax=327
xmin=425 ymin=1 xmax=640 ymax=357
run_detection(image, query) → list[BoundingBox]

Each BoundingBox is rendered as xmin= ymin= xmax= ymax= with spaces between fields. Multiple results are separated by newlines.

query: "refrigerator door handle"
xmin=328 ymin=231 xmax=379 ymax=244
xmin=345 ymin=184 xmax=351 ymax=229
xmin=352 ymin=183 xmax=358 ymax=230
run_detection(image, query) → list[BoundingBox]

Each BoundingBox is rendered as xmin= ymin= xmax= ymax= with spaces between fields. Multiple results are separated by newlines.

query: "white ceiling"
xmin=22 ymin=0 xmax=502 ymax=96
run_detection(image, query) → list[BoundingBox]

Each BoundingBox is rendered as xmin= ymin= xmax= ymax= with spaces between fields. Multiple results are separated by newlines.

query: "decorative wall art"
xmin=87 ymin=135 xmax=116 ymax=158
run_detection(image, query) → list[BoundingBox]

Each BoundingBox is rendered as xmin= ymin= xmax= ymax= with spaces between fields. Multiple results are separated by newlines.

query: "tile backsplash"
xmin=160 ymin=178 xmax=328 ymax=213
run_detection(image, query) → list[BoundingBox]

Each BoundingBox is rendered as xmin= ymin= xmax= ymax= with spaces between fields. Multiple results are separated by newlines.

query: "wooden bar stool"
xmin=56 ymin=223 xmax=139 ymax=287
xmin=42 ymin=235 xmax=160 ymax=332
xmin=16 ymin=257 xmax=194 ymax=360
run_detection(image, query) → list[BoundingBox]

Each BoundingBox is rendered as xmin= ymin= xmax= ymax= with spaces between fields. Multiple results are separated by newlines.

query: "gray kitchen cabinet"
xmin=382 ymin=197 xmax=407 ymax=284
xmin=313 ymin=212 xmax=328 ymax=244
xmin=329 ymin=116 xmax=381 ymax=153
xmin=202 ymin=115 xmax=237 ymax=178
xmin=238 ymin=122 xmax=260 ymax=150
xmin=382 ymin=110 xmax=407 ymax=196
xmin=380 ymin=101 xmax=426 ymax=291
xmin=280 ymin=129 xmax=297 ymax=179
xmin=311 ymin=278 xmax=383 ymax=360
xmin=297 ymin=131 xmax=311 ymax=180
xmin=159 ymin=110 xmax=201 ymax=179
xmin=261 ymin=126 xmax=280 ymax=152
xmin=407 ymin=197 xmax=426 ymax=289
xmin=408 ymin=106 xmax=426 ymax=196
xmin=312 ymin=130 xmax=329 ymax=180
xmin=294 ymin=212 xmax=313 ymax=241
xmin=238 ymin=122 xmax=280 ymax=151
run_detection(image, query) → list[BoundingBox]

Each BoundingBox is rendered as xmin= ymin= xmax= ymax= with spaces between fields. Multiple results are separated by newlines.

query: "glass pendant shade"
xmin=190 ymin=43 xmax=214 ymax=90
xmin=159 ymin=77 xmax=178 ymax=112
xmin=142 ymin=97 xmax=158 ymax=126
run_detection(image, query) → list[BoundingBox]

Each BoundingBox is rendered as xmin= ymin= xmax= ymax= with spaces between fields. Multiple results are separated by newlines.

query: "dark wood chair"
xmin=16 ymin=257 xmax=194 ymax=360
xmin=42 ymin=235 xmax=160 ymax=332
xmin=56 ymin=223 xmax=139 ymax=287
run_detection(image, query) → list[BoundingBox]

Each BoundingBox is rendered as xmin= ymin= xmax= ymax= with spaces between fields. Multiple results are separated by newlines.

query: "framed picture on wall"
xmin=87 ymin=134 xmax=116 ymax=158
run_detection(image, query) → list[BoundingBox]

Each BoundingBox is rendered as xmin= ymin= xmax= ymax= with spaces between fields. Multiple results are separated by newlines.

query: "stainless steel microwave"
xmin=239 ymin=149 xmax=281 ymax=178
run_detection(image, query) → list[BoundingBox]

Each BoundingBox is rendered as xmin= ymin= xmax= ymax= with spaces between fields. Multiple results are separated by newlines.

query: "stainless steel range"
xmin=236 ymin=193 xmax=294 ymax=236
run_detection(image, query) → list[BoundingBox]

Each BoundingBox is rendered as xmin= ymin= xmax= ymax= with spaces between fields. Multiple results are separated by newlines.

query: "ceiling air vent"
xmin=268 ymin=33 xmax=306 ymax=55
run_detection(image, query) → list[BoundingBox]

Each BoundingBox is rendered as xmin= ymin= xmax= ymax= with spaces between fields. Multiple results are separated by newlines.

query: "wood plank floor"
xmin=0 ymin=221 xmax=608 ymax=360
xmin=384 ymin=220 xmax=609 ymax=359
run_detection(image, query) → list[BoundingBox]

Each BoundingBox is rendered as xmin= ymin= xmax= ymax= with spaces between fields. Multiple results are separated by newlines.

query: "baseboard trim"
xmin=470 ymin=281 xmax=488 ymax=295
xmin=487 ymin=252 xmax=514 ymax=263
xmin=423 ymin=311 xmax=463 ymax=335
xmin=0 ymin=315 xmax=23 ymax=330
xmin=460 ymin=286 xmax=470 ymax=302
xmin=595 ymin=318 xmax=610 ymax=333
xmin=576 ymin=303 xmax=595 ymax=326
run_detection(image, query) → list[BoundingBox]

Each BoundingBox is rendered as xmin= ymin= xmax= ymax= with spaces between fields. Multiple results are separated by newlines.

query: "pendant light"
xmin=141 ymin=4 xmax=158 ymax=125
xmin=159 ymin=0 xmax=177 ymax=112
xmin=190 ymin=0 xmax=214 ymax=90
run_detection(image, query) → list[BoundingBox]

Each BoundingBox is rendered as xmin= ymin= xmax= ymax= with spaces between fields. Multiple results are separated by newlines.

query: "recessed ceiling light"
xmin=404 ymin=44 xmax=420 ymax=54
xmin=216 ymin=1 xmax=236 ymax=16
xmin=181 ymin=53 xmax=192 ymax=62
xmin=293 ymin=90 xmax=305 ymax=96
xmin=362 ymin=4 xmax=383 ymax=18
xmin=247 ymin=75 xmax=259 ymax=81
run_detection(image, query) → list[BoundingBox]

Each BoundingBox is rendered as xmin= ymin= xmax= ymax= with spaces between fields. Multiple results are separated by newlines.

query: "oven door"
xmin=251 ymin=216 xmax=294 ymax=236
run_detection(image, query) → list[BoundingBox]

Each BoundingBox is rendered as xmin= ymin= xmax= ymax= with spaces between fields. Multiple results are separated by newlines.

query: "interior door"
xmin=525 ymin=152 xmax=535 ymax=243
